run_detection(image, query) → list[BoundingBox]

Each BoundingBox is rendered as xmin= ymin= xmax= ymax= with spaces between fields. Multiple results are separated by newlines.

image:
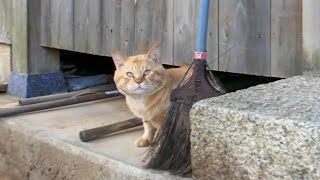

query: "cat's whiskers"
xmin=120 ymin=86 xmax=130 ymax=93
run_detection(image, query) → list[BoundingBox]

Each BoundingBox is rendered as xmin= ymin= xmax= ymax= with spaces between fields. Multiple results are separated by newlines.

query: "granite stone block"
xmin=191 ymin=72 xmax=320 ymax=179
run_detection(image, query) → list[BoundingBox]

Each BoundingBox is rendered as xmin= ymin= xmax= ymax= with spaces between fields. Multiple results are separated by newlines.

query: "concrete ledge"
xmin=0 ymin=123 xmax=166 ymax=180
xmin=0 ymin=96 xmax=185 ymax=180
xmin=190 ymin=72 xmax=320 ymax=179
xmin=8 ymin=71 xmax=67 ymax=98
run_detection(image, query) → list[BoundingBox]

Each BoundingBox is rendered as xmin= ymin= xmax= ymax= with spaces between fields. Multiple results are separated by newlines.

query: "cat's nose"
xmin=134 ymin=79 xmax=143 ymax=85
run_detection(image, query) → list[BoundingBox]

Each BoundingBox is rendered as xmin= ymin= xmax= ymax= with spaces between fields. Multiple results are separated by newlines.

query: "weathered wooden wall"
xmin=0 ymin=0 xmax=12 ymax=44
xmin=219 ymin=0 xmax=271 ymax=76
xmin=40 ymin=0 xmax=219 ymax=69
xmin=0 ymin=0 xmax=306 ymax=78
xmin=40 ymin=0 xmax=303 ymax=77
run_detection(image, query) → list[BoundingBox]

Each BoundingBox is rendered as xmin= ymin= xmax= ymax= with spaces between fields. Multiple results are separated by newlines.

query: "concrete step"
xmin=191 ymin=72 xmax=320 ymax=179
xmin=0 ymin=95 xmax=187 ymax=180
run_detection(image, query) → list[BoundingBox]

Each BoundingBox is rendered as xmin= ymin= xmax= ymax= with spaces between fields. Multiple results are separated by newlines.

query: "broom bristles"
xmin=145 ymin=100 xmax=193 ymax=176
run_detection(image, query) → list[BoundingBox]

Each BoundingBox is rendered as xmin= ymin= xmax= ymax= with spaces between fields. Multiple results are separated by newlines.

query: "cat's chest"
xmin=133 ymin=98 xmax=146 ymax=111
xmin=127 ymin=97 xmax=146 ymax=113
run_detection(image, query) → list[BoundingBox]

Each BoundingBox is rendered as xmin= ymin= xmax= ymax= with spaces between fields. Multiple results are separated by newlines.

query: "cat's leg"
xmin=135 ymin=120 xmax=156 ymax=147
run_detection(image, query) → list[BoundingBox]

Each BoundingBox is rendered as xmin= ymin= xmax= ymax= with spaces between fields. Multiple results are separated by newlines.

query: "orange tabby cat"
xmin=111 ymin=44 xmax=192 ymax=147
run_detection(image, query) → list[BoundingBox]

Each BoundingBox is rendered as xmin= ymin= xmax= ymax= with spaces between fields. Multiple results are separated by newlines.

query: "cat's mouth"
xmin=135 ymin=86 xmax=146 ymax=91
xmin=132 ymin=87 xmax=148 ymax=94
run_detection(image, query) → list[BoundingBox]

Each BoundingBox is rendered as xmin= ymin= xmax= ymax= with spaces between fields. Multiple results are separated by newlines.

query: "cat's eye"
xmin=126 ymin=72 xmax=134 ymax=78
xmin=143 ymin=70 xmax=151 ymax=76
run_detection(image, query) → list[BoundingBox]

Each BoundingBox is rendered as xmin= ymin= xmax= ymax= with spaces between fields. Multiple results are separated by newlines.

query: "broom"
xmin=145 ymin=0 xmax=224 ymax=175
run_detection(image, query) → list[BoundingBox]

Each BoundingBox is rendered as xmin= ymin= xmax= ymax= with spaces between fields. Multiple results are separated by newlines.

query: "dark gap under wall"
xmin=60 ymin=50 xmax=116 ymax=91
xmin=59 ymin=51 xmax=281 ymax=93
xmin=211 ymin=71 xmax=282 ymax=93
xmin=163 ymin=64 xmax=281 ymax=93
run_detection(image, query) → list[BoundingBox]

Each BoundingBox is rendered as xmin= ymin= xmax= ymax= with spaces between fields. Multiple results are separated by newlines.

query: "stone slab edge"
xmin=190 ymin=74 xmax=320 ymax=179
xmin=0 ymin=120 xmax=184 ymax=180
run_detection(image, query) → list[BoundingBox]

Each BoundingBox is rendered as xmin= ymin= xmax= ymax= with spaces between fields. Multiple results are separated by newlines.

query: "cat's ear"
xmin=111 ymin=51 xmax=127 ymax=69
xmin=147 ymin=43 xmax=160 ymax=64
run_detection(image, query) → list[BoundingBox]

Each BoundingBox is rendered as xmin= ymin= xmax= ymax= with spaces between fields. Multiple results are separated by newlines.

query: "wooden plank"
xmin=173 ymin=0 xmax=197 ymax=66
xmin=151 ymin=0 xmax=173 ymax=65
xmin=74 ymin=0 xmax=101 ymax=55
xmin=205 ymin=0 xmax=219 ymax=70
xmin=219 ymin=0 xmax=271 ymax=76
xmin=101 ymin=0 xmax=121 ymax=56
xmin=11 ymin=0 xmax=28 ymax=74
xmin=302 ymin=0 xmax=320 ymax=71
xmin=102 ymin=0 xmax=135 ymax=56
xmin=135 ymin=0 xmax=154 ymax=54
xmin=0 ymin=0 xmax=12 ymax=44
xmin=28 ymin=0 xmax=60 ymax=74
xmin=271 ymin=0 xmax=302 ymax=77
xmin=120 ymin=0 xmax=135 ymax=55
xmin=40 ymin=0 xmax=51 ymax=47
xmin=41 ymin=0 xmax=74 ymax=50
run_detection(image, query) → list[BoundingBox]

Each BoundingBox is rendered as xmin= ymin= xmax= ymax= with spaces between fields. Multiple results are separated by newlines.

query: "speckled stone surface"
xmin=8 ymin=72 xmax=67 ymax=98
xmin=190 ymin=72 xmax=320 ymax=180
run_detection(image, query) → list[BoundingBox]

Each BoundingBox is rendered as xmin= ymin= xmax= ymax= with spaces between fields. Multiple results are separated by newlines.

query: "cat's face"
xmin=112 ymin=44 xmax=168 ymax=95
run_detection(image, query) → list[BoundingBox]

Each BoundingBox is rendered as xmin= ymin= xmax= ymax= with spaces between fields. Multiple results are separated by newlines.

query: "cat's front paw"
xmin=135 ymin=138 xmax=152 ymax=147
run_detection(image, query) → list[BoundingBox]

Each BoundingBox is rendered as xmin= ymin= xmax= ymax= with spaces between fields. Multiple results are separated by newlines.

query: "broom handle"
xmin=196 ymin=0 xmax=210 ymax=53
xmin=79 ymin=117 xmax=142 ymax=142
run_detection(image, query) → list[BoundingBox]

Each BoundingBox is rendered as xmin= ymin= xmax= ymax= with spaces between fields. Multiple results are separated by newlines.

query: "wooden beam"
xmin=11 ymin=0 xmax=28 ymax=74
xmin=11 ymin=0 xmax=60 ymax=75
xmin=271 ymin=0 xmax=302 ymax=77
xmin=28 ymin=0 xmax=60 ymax=74
xmin=0 ymin=0 xmax=12 ymax=44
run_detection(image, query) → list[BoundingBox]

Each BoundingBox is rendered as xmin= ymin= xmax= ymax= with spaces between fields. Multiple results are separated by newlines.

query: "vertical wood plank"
xmin=101 ymin=0 xmax=121 ymax=56
xmin=41 ymin=0 xmax=51 ymax=46
xmin=74 ymin=0 xmax=101 ymax=55
xmin=102 ymin=0 xmax=135 ymax=56
xmin=28 ymin=0 xmax=60 ymax=74
xmin=302 ymin=0 xmax=320 ymax=71
xmin=0 ymin=0 xmax=12 ymax=44
xmin=173 ymin=0 xmax=197 ymax=66
xmin=135 ymin=0 xmax=154 ymax=54
xmin=219 ymin=0 xmax=271 ymax=76
xmin=11 ymin=0 xmax=28 ymax=74
xmin=271 ymin=0 xmax=302 ymax=77
xmin=151 ymin=0 xmax=173 ymax=65
xmin=41 ymin=0 xmax=74 ymax=50
xmin=120 ymin=0 xmax=135 ymax=55
xmin=205 ymin=0 xmax=219 ymax=70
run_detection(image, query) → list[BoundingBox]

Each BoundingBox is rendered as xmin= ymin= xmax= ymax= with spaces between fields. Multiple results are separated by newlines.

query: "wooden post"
xmin=11 ymin=0 xmax=60 ymax=74
xmin=9 ymin=0 xmax=66 ymax=98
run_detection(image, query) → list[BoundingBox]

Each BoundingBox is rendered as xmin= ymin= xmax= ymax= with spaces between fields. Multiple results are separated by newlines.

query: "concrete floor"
xmin=0 ymin=94 xmax=18 ymax=105
xmin=0 ymin=94 xmax=185 ymax=179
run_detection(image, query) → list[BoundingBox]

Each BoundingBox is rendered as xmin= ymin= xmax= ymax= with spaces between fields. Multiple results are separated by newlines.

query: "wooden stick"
xmin=79 ymin=117 xmax=142 ymax=142
xmin=19 ymin=84 xmax=117 ymax=105
xmin=0 ymin=91 xmax=121 ymax=118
